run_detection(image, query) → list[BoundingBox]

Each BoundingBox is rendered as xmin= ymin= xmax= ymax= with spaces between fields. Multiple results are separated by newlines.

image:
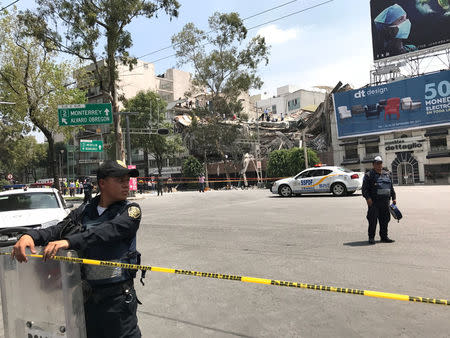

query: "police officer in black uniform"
xmin=12 ymin=160 xmax=142 ymax=337
xmin=362 ymin=156 xmax=397 ymax=245
xmin=83 ymin=177 xmax=93 ymax=204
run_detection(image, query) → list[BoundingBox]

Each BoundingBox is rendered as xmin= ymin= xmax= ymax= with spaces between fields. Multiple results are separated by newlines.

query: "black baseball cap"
xmin=96 ymin=160 xmax=139 ymax=180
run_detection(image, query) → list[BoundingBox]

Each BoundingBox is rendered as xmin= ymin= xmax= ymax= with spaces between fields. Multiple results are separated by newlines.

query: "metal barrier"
xmin=0 ymin=248 xmax=86 ymax=338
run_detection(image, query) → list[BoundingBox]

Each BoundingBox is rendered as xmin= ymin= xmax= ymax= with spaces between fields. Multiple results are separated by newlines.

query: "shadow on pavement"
xmin=269 ymin=194 xmax=361 ymax=199
xmin=343 ymin=241 xmax=373 ymax=247
xmin=138 ymin=310 xmax=256 ymax=338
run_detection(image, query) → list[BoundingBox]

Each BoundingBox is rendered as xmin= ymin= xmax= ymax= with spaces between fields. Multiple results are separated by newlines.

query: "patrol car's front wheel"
xmin=331 ymin=183 xmax=347 ymax=197
xmin=279 ymin=185 xmax=292 ymax=197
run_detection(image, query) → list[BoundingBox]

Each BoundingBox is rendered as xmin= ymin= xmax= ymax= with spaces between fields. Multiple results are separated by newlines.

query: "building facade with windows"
xmin=71 ymin=60 xmax=193 ymax=178
xmin=251 ymin=86 xmax=326 ymax=121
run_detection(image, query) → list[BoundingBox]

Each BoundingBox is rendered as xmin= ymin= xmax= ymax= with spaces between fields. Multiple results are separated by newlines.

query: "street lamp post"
xmin=60 ymin=149 xmax=65 ymax=179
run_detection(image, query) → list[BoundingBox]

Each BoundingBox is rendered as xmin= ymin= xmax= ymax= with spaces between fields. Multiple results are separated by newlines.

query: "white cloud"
xmin=256 ymin=24 xmax=301 ymax=45
xmin=256 ymin=55 xmax=372 ymax=96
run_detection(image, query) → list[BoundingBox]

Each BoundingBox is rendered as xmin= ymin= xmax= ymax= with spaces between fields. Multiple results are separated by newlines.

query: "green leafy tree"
xmin=173 ymin=12 xmax=267 ymax=183
xmin=182 ymin=156 xmax=203 ymax=178
xmin=0 ymin=12 xmax=86 ymax=190
xmin=172 ymin=12 xmax=269 ymax=117
xmin=182 ymin=155 xmax=203 ymax=189
xmin=10 ymin=136 xmax=49 ymax=183
xmin=20 ymin=0 xmax=180 ymax=162
xmin=183 ymin=115 xmax=250 ymax=184
xmin=267 ymin=148 xmax=320 ymax=178
xmin=123 ymin=90 xmax=184 ymax=176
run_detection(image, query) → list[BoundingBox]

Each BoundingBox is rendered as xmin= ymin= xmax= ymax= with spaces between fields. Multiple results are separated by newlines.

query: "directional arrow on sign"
xmin=104 ymin=108 xmax=110 ymax=115
xmin=62 ymin=118 xmax=68 ymax=125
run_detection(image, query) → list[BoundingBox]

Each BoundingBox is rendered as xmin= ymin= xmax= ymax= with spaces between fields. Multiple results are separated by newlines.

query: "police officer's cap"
xmin=96 ymin=160 xmax=139 ymax=180
xmin=373 ymin=156 xmax=383 ymax=163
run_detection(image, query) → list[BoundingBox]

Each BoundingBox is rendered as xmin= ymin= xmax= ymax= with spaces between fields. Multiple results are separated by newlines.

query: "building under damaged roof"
xmin=171 ymin=92 xmax=337 ymax=183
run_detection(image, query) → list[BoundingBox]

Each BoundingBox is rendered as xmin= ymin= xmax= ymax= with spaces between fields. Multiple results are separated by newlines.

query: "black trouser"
xmin=367 ymin=199 xmax=391 ymax=239
xmin=84 ymin=191 xmax=92 ymax=204
xmin=84 ymin=281 xmax=141 ymax=338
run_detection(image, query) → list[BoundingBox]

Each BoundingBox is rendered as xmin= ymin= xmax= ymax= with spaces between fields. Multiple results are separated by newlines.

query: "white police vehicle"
xmin=271 ymin=166 xmax=363 ymax=197
xmin=0 ymin=188 xmax=73 ymax=247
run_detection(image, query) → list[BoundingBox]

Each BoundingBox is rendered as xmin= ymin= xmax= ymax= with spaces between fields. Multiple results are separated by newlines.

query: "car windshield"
xmin=0 ymin=193 xmax=59 ymax=211
xmin=337 ymin=167 xmax=354 ymax=173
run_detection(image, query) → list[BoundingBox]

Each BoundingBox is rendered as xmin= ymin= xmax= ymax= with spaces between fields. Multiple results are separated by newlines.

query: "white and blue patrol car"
xmin=271 ymin=166 xmax=363 ymax=197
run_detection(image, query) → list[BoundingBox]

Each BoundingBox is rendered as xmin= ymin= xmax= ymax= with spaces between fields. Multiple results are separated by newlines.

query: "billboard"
xmin=333 ymin=70 xmax=450 ymax=139
xmin=371 ymin=0 xmax=450 ymax=61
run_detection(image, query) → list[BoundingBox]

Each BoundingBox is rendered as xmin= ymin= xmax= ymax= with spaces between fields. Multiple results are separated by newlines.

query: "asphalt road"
xmin=132 ymin=186 xmax=449 ymax=337
xmin=1 ymin=186 xmax=449 ymax=337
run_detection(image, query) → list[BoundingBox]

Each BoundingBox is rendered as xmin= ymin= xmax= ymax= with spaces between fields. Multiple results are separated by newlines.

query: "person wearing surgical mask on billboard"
xmin=374 ymin=4 xmax=418 ymax=58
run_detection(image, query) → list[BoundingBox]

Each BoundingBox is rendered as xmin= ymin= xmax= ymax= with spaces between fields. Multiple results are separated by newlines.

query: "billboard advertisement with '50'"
xmin=371 ymin=0 xmax=450 ymax=60
xmin=333 ymin=70 xmax=450 ymax=139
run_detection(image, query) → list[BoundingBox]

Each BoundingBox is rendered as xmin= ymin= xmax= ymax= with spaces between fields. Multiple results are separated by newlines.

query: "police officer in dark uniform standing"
xmin=362 ymin=156 xmax=397 ymax=245
xmin=12 ymin=160 xmax=142 ymax=337
xmin=83 ymin=177 xmax=93 ymax=204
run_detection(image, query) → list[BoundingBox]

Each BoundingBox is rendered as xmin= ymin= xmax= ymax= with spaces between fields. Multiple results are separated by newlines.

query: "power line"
xmin=137 ymin=0 xmax=303 ymax=59
xmin=247 ymin=0 xmax=334 ymax=31
xmin=0 ymin=0 xmax=20 ymax=11
xmin=147 ymin=0 xmax=334 ymax=65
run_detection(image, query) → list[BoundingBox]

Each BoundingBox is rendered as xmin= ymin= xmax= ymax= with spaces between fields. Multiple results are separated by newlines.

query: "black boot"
xmin=380 ymin=237 xmax=395 ymax=243
xmin=368 ymin=238 xmax=376 ymax=245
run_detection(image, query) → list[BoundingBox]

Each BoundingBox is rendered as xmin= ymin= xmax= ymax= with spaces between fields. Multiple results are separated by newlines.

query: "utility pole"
xmin=117 ymin=112 xmax=139 ymax=165
xmin=302 ymin=129 xmax=309 ymax=169
xmin=254 ymin=101 xmax=263 ymax=186
xmin=126 ymin=115 xmax=131 ymax=165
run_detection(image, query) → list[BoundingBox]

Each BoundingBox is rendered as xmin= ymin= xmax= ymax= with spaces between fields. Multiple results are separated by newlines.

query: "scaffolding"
xmin=370 ymin=44 xmax=450 ymax=86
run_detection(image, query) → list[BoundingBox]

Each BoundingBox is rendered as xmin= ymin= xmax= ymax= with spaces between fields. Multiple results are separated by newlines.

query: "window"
xmin=344 ymin=145 xmax=358 ymax=159
xmin=429 ymin=136 xmax=447 ymax=152
xmin=338 ymin=167 xmax=354 ymax=173
xmin=288 ymin=98 xmax=300 ymax=111
xmin=296 ymin=170 xmax=314 ymax=179
xmin=0 ymin=193 xmax=59 ymax=211
xmin=271 ymin=105 xmax=277 ymax=114
xmin=321 ymin=169 xmax=333 ymax=176
xmin=365 ymin=143 xmax=379 ymax=156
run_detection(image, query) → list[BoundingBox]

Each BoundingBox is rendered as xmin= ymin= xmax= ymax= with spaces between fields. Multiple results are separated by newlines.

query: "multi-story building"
xmin=72 ymin=59 xmax=192 ymax=178
xmin=250 ymin=85 xmax=326 ymax=121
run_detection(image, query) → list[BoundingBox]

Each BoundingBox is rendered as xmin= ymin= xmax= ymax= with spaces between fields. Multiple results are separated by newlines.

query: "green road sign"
xmin=80 ymin=139 xmax=103 ymax=152
xmin=58 ymin=103 xmax=113 ymax=126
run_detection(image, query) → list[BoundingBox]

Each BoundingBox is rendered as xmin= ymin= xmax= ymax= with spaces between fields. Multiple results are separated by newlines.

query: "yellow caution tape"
xmin=1 ymin=252 xmax=448 ymax=306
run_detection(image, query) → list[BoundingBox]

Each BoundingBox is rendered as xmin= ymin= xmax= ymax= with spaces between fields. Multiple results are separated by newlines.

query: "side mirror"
xmin=65 ymin=202 xmax=74 ymax=209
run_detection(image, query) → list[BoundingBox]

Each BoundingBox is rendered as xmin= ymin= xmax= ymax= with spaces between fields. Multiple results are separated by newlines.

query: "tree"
xmin=182 ymin=155 xmax=203 ymax=189
xmin=173 ymin=12 xmax=267 ymax=183
xmin=267 ymin=148 xmax=320 ymax=178
xmin=172 ymin=12 xmax=269 ymax=117
xmin=183 ymin=115 xmax=250 ymax=185
xmin=0 ymin=12 xmax=86 ymax=190
xmin=9 ymin=136 xmax=49 ymax=183
xmin=123 ymin=90 xmax=185 ymax=176
xmin=20 ymin=0 xmax=180 ymax=162
xmin=182 ymin=156 xmax=203 ymax=178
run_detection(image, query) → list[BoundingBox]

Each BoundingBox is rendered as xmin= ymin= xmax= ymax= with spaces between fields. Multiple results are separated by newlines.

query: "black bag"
xmin=59 ymin=203 xmax=87 ymax=239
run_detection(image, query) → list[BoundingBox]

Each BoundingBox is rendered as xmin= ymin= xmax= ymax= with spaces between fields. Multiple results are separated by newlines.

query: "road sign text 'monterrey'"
xmin=58 ymin=103 xmax=113 ymax=126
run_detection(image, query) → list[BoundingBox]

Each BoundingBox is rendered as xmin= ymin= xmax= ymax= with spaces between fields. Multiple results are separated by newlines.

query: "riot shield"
xmin=0 ymin=248 xmax=86 ymax=338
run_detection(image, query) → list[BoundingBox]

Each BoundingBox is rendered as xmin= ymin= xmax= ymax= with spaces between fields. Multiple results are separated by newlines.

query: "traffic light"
xmin=157 ymin=128 xmax=170 ymax=135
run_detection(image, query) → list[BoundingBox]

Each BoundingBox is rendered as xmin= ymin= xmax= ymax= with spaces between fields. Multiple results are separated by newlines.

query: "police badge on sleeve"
xmin=128 ymin=206 xmax=141 ymax=219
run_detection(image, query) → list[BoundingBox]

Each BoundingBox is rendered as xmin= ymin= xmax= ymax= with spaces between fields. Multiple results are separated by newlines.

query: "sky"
xmin=125 ymin=0 xmax=374 ymax=95
xmin=9 ymin=0 xmax=375 ymax=141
